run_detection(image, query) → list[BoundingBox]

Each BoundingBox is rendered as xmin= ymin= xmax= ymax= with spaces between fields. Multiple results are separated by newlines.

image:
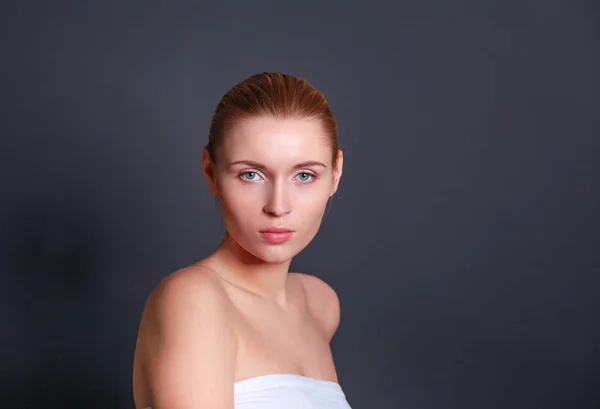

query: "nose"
xmin=263 ymin=179 xmax=292 ymax=217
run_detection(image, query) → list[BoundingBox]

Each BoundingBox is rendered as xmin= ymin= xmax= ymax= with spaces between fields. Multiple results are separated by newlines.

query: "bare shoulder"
xmin=135 ymin=264 xmax=236 ymax=409
xmin=139 ymin=264 xmax=236 ymax=352
xmin=139 ymin=265 xmax=229 ymax=331
xmin=290 ymin=272 xmax=341 ymax=341
xmin=146 ymin=264 xmax=228 ymax=314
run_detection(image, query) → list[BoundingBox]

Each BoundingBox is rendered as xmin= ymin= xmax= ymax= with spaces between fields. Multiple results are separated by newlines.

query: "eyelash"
xmin=238 ymin=170 xmax=317 ymax=183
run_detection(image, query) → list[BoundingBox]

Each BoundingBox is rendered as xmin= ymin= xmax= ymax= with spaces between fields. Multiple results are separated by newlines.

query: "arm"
xmin=296 ymin=273 xmax=341 ymax=341
xmin=142 ymin=273 xmax=236 ymax=409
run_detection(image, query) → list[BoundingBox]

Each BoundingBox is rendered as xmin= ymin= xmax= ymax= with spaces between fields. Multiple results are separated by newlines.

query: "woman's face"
xmin=204 ymin=115 xmax=343 ymax=264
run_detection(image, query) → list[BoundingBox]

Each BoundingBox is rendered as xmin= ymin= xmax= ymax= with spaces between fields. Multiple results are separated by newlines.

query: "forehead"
xmin=221 ymin=116 xmax=330 ymax=165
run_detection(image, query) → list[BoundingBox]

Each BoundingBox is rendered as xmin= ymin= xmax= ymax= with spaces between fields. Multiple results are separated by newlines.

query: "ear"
xmin=330 ymin=149 xmax=343 ymax=196
xmin=202 ymin=146 xmax=219 ymax=196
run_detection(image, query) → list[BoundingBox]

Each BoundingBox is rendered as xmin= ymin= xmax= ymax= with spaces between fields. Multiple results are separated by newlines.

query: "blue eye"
xmin=240 ymin=171 xmax=260 ymax=181
xmin=296 ymin=172 xmax=314 ymax=182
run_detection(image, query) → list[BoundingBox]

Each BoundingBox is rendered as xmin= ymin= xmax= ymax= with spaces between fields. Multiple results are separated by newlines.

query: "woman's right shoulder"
xmin=135 ymin=263 xmax=237 ymax=408
xmin=142 ymin=263 xmax=232 ymax=327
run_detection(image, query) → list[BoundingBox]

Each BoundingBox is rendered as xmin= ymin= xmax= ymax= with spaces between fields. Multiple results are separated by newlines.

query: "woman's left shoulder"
xmin=289 ymin=273 xmax=341 ymax=340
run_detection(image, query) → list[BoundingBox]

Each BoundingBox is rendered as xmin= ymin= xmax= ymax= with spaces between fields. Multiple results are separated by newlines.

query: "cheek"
xmin=293 ymin=186 xmax=332 ymax=225
xmin=219 ymin=186 xmax=261 ymax=222
xmin=298 ymin=189 xmax=329 ymax=211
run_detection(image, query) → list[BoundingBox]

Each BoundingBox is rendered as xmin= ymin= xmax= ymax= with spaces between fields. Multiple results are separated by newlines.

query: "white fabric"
xmin=233 ymin=374 xmax=352 ymax=409
xmin=143 ymin=373 xmax=352 ymax=409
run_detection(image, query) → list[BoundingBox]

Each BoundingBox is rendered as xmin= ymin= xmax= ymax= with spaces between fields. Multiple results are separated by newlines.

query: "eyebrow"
xmin=228 ymin=160 xmax=327 ymax=169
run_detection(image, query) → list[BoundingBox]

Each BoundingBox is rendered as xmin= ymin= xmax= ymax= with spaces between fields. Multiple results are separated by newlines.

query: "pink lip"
xmin=259 ymin=227 xmax=294 ymax=243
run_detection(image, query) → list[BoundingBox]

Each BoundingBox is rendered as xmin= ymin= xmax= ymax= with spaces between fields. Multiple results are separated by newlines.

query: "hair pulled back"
xmin=207 ymin=72 xmax=339 ymax=167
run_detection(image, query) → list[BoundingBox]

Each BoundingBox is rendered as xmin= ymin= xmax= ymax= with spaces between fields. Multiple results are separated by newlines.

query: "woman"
xmin=132 ymin=72 xmax=352 ymax=409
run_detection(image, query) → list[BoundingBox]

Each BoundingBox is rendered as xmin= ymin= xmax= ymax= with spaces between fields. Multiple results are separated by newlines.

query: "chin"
xmin=248 ymin=244 xmax=300 ymax=265
xmin=233 ymin=237 xmax=304 ymax=265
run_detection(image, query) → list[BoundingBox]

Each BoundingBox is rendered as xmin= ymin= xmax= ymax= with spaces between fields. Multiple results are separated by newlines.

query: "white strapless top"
xmin=143 ymin=374 xmax=352 ymax=409
xmin=234 ymin=374 xmax=352 ymax=408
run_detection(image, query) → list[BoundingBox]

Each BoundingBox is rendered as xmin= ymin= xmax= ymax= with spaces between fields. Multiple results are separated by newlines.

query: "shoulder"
xmin=147 ymin=265 xmax=229 ymax=314
xmin=140 ymin=264 xmax=234 ymax=344
xmin=136 ymin=265 xmax=237 ymax=407
xmin=290 ymin=272 xmax=341 ymax=341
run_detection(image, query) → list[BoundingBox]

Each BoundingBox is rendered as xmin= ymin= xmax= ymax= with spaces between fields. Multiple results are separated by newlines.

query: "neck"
xmin=208 ymin=231 xmax=292 ymax=306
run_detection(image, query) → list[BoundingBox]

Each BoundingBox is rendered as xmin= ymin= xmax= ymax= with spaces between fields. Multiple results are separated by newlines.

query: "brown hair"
xmin=207 ymin=72 xmax=339 ymax=167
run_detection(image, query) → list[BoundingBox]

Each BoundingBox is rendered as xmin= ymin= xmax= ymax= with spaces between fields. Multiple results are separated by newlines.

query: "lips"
xmin=259 ymin=227 xmax=295 ymax=243
xmin=260 ymin=227 xmax=294 ymax=234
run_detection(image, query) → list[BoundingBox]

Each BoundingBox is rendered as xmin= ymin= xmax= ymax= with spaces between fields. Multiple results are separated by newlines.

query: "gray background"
xmin=1 ymin=1 xmax=599 ymax=408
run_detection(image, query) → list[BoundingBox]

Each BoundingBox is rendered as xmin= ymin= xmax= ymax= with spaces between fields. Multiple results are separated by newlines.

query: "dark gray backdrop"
xmin=1 ymin=1 xmax=598 ymax=408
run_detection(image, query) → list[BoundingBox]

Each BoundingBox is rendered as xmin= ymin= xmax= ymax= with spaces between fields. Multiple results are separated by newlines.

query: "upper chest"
xmin=226 ymin=277 xmax=333 ymax=371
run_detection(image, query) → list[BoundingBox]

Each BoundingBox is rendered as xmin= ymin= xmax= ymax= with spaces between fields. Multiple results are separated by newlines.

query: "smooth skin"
xmin=132 ymin=116 xmax=344 ymax=409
